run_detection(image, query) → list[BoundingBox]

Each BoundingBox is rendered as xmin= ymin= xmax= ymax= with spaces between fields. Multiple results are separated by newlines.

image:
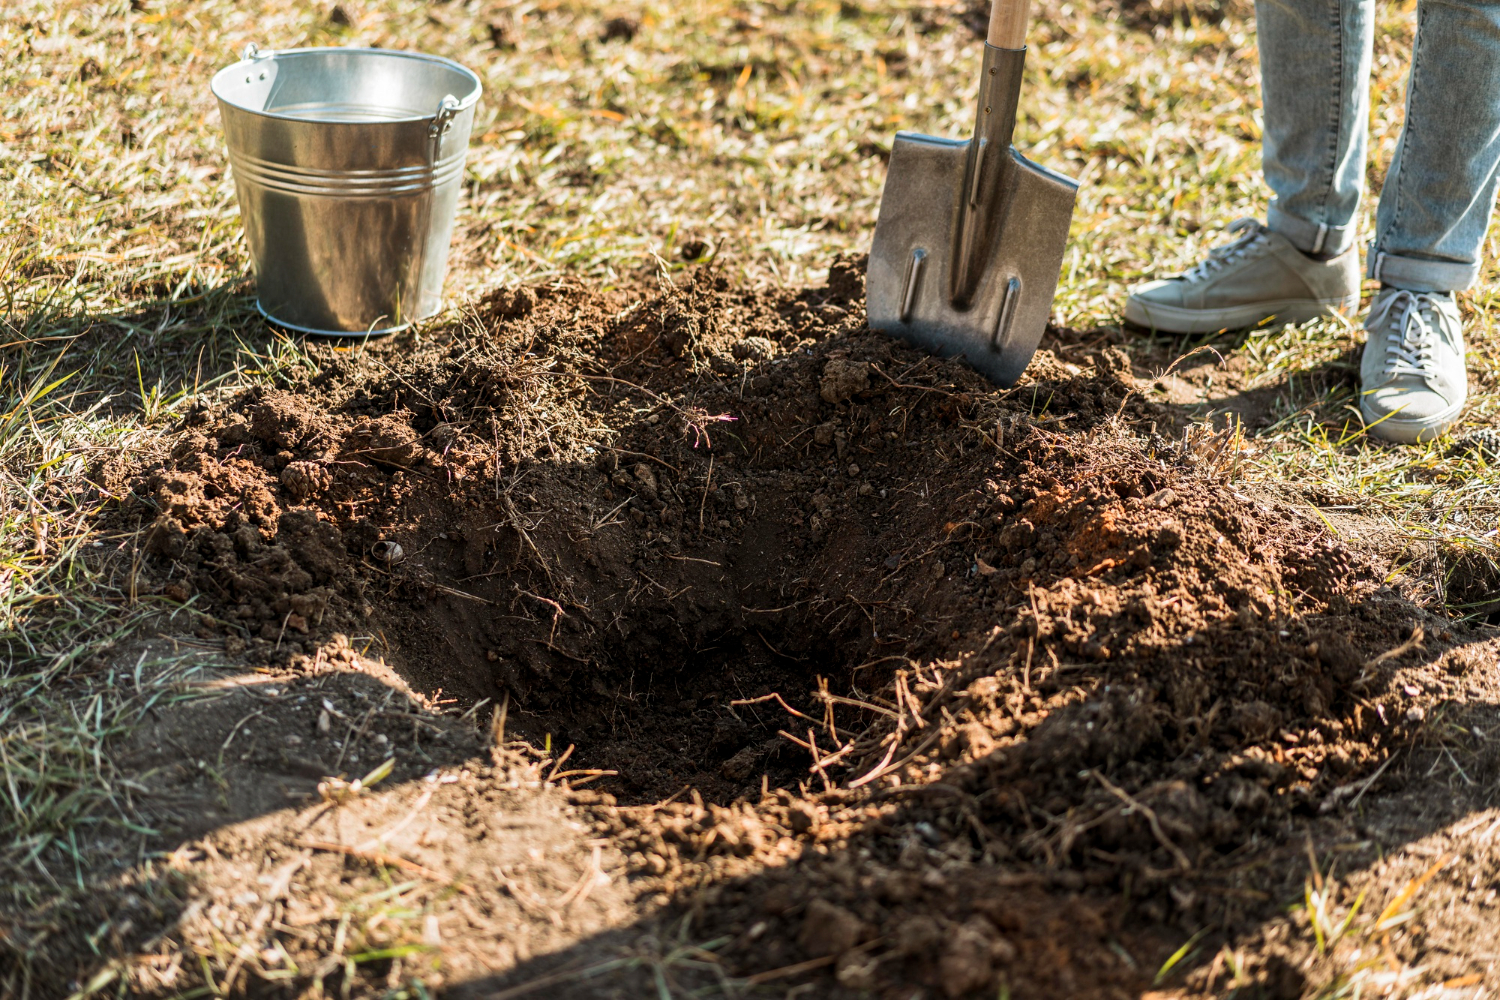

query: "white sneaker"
xmin=1124 ymin=220 xmax=1362 ymax=333
xmin=1360 ymin=288 xmax=1467 ymax=443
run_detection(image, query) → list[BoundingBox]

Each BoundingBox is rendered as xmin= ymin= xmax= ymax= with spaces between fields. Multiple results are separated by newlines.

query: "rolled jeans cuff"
xmin=1366 ymin=247 xmax=1478 ymax=293
xmin=1267 ymin=202 xmax=1360 ymax=257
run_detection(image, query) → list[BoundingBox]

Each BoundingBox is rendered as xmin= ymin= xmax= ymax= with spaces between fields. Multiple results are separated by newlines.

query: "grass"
xmin=5 ymin=0 xmax=1500 ymax=994
xmin=478 ymin=924 xmax=736 ymax=1000
xmin=1292 ymin=852 xmax=1462 ymax=1000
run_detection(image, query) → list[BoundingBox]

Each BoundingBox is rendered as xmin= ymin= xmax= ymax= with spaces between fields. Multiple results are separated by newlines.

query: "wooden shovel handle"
xmin=987 ymin=0 xmax=1032 ymax=48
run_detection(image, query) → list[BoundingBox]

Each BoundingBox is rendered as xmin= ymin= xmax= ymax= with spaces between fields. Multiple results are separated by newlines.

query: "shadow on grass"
xmin=1 ymin=278 xmax=343 ymax=425
xmin=1042 ymin=322 xmax=1364 ymax=437
xmin=0 ymin=657 xmax=491 ymax=999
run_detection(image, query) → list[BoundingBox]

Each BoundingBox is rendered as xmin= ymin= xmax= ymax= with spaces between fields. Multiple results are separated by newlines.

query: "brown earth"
xmin=8 ymin=261 xmax=1500 ymax=999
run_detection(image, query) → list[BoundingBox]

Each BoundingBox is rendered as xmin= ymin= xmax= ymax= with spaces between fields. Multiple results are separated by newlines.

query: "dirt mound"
xmin=63 ymin=261 xmax=1497 ymax=998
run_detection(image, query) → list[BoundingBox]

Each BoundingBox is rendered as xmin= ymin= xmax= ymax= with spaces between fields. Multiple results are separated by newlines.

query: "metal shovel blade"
xmin=867 ymin=132 xmax=1078 ymax=387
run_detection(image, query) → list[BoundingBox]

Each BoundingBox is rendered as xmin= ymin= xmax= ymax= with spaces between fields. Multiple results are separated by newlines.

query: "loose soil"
xmin=10 ymin=261 xmax=1500 ymax=999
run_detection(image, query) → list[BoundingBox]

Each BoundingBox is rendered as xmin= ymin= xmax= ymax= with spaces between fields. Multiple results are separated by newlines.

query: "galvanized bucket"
xmin=212 ymin=46 xmax=482 ymax=336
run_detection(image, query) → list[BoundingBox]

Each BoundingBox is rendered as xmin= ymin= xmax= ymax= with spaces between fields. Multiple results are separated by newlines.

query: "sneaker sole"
xmin=1122 ymin=295 xmax=1359 ymax=334
xmin=1360 ymin=397 xmax=1466 ymax=445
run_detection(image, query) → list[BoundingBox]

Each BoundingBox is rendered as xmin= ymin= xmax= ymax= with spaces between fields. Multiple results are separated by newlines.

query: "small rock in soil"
xmin=731 ymin=336 xmax=776 ymax=362
xmin=895 ymin=914 xmax=943 ymax=956
xmin=820 ymin=358 xmax=870 ymax=403
xmin=632 ymin=463 xmax=659 ymax=497
xmin=939 ymin=918 xmax=1002 ymax=998
xmin=798 ymin=898 xmax=864 ymax=957
xmin=484 ymin=284 xmax=537 ymax=319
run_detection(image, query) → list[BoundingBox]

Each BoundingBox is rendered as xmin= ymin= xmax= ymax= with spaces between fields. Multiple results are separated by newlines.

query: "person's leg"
xmin=1369 ymin=0 xmax=1500 ymax=292
xmin=1123 ymin=0 xmax=1368 ymax=333
xmin=1357 ymin=0 xmax=1500 ymax=442
xmin=1259 ymin=0 xmax=1374 ymax=258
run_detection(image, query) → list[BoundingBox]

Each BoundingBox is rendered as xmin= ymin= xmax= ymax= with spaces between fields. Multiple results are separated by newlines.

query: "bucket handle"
xmin=428 ymin=94 xmax=463 ymax=161
xmin=241 ymin=43 xmax=272 ymax=61
xmin=408 ymin=94 xmax=465 ymax=323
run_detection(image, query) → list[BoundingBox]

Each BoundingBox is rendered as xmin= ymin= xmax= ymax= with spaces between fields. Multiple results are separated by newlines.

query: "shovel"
xmin=866 ymin=0 xmax=1078 ymax=386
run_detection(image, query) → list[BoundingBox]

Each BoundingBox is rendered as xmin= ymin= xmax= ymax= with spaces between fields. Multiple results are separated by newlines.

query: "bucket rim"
xmin=211 ymin=46 xmax=482 ymax=124
xmin=255 ymin=299 xmax=418 ymax=338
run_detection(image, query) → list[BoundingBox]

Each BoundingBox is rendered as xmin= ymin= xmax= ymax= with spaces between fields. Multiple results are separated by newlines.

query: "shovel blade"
xmin=867 ymin=131 xmax=1078 ymax=387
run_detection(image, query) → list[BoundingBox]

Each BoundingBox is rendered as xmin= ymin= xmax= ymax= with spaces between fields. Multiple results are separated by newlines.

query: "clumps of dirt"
xmin=563 ymin=452 xmax=1437 ymax=996
xmin=614 ymin=260 xmax=864 ymax=363
xmin=77 ymin=259 xmax=1499 ymax=999
xmin=141 ymin=479 xmax=355 ymax=652
xmin=479 ymin=282 xmax=537 ymax=320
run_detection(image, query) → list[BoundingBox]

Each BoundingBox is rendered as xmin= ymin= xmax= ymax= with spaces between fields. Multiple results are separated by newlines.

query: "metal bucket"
xmin=212 ymin=46 xmax=482 ymax=336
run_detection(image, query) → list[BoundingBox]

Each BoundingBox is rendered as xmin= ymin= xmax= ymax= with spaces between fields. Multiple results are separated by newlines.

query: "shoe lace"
xmin=1181 ymin=219 xmax=1266 ymax=282
xmin=1369 ymin=290 xmax=1441 ymax=380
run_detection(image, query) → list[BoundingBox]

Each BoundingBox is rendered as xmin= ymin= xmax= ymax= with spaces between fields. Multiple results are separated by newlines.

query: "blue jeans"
xmin=1259 ymin=0 xmax=1500 ymax=292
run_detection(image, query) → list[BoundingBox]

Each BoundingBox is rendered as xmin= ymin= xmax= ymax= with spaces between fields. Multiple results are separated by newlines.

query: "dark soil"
xmin=13 ymin=260 xmax=1499 ymax=999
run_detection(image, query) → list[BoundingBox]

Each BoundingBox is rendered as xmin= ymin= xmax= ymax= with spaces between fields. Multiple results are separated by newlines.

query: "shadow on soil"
xmin=13 ymin=277 xmax=1500 ymax=998
xmin=42 ymin=600 xmax=1496 ymax=1000
xmin=0 ymin=660 xmax=491 ymax=999
xmin=27 ymin=526 xmax=1498 ymax=1000
xmin=443 ymin=611 xmax=1500 ymax=1000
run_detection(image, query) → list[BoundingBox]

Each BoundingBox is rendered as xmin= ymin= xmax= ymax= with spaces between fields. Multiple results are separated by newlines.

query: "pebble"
xmin=731 ymin=336 xmax=777 ymax=362
xmin=820 ymin=358 xmax=870 ymax=404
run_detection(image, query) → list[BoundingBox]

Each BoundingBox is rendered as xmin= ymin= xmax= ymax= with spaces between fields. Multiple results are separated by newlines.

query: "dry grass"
xmin=5 ymin=0 xmax=1500 ymax=994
